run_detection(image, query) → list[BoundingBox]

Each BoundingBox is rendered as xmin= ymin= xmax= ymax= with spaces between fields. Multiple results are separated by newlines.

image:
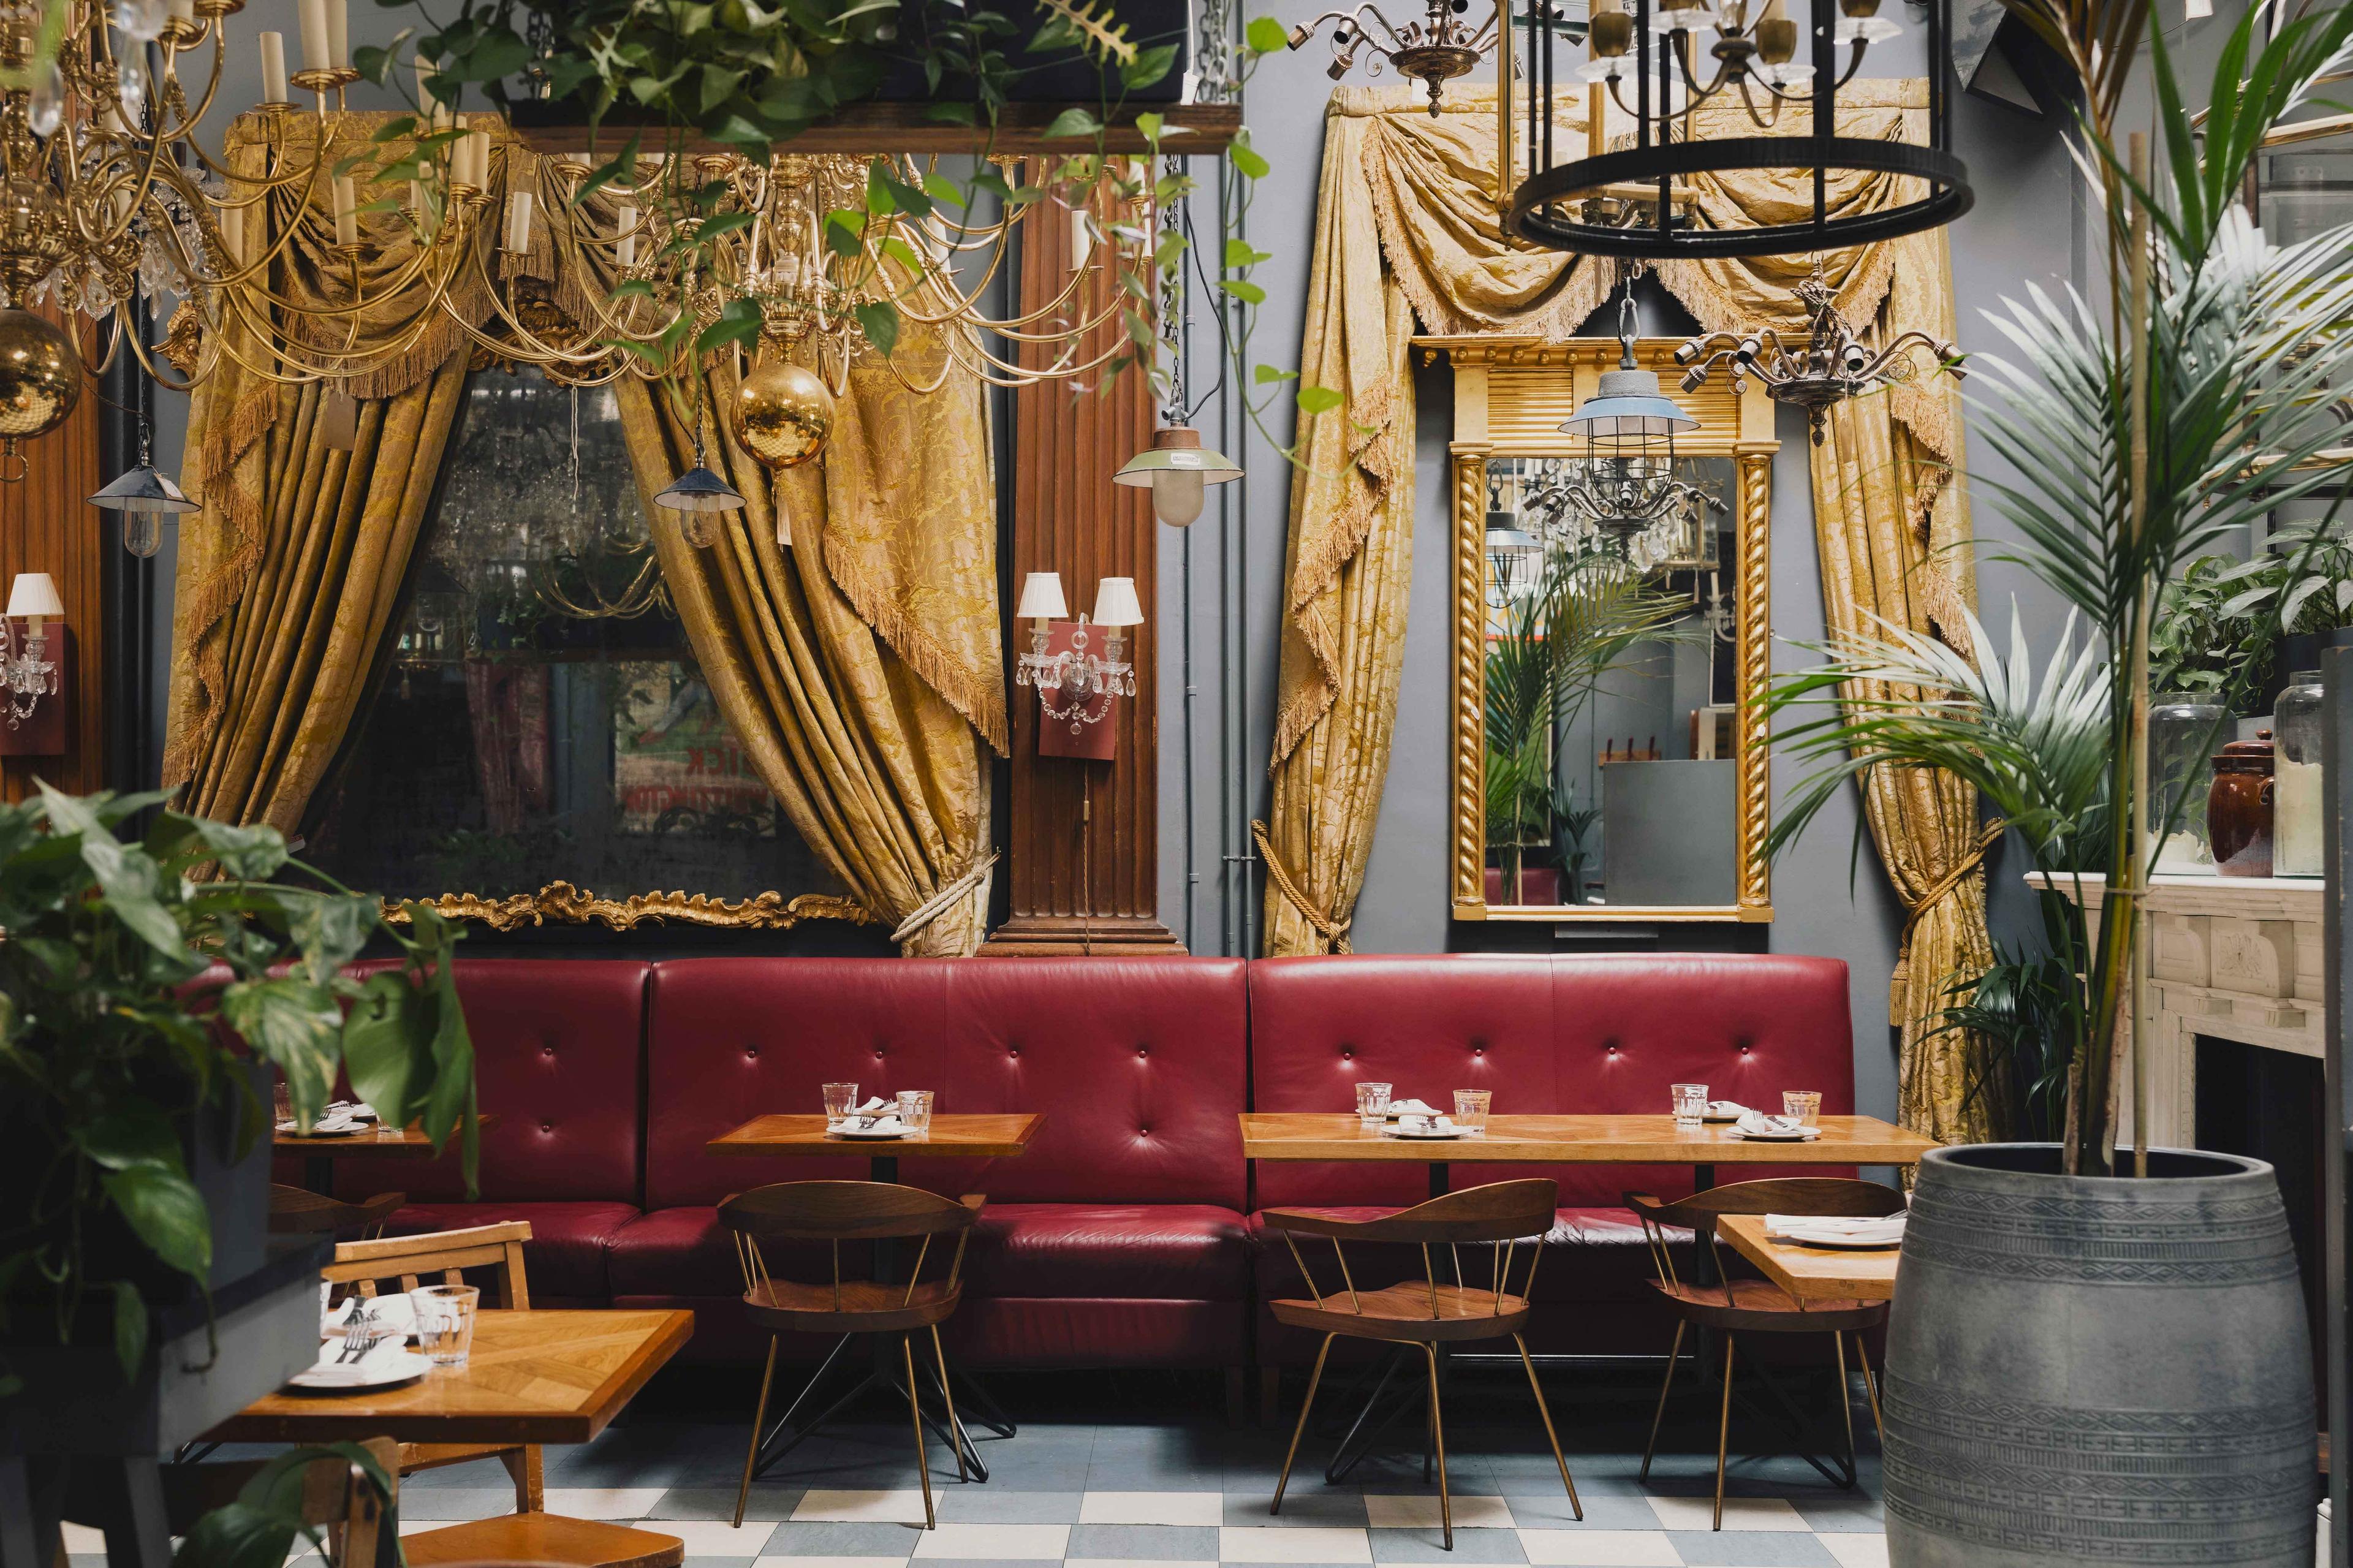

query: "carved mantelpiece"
xmin=2030 ymin=872 xmax=2324 ymax=1148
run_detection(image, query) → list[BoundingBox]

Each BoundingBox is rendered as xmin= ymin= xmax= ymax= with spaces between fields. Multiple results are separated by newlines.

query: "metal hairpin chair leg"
xmin=1420 ymin=1343 xmax=1451 ymax=1551
xmin=1271 ymin=1333 xmax=1335 ymax=1515
xmin=1639 ymin=1320 xmax=1687 ymax=1481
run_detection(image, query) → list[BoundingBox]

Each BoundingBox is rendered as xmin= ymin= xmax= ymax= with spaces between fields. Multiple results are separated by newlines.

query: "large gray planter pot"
xmin=1883 ymin=1143 xmax=2315 ymax=1567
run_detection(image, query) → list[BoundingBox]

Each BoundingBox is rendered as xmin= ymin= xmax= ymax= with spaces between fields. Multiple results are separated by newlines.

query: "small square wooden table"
xmin=274 ymin=1119 xmax=490 ymax=1198
xmin=1716 ymin=1213 xmax=1900 ymax=1304
xmin=707 ymin=1112 xmax=1045 ymax=1184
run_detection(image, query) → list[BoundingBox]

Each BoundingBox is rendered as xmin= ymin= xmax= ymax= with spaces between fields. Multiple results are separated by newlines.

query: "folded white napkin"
xmin=322 ymin=1292 xmax=417 ymax=1340
xmin=854 ymin=1096 xmax=890 ymax=1114
xmin=295 ymin=1335 xmax=413 ymax=1387
xmin=1735 ymin=1111 xmax=1821 ymax=1140
xmin=1765 ymin=1213 xmax=1906 ymax=1244
xmin=1393 ymin=1113 xmax=1456 ymax=1134
xmin=1707 ymin=1100 xmax=1748 ymax=1118
xmin=1388 ymin=1098 xmax=1439 ymax=1117
xmin=862 ymin=1115 xmax=905 ymax=1134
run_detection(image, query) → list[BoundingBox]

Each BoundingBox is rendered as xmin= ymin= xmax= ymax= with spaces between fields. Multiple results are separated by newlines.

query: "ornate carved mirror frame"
xmin=1423 ymin=335 xmax=1777 ymax=924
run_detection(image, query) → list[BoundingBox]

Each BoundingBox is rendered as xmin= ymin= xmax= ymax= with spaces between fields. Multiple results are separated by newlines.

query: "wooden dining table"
xmin=274 ymin=1116 xmax=494 ymax=1197
xmin=705 ymin=1111 xmax=1045 ymax=1480
xmin=1716 ymin=1213 xmax=1901 ymax=1304
xmin=1238 ymin=1112 xmax=1939 ymax=1198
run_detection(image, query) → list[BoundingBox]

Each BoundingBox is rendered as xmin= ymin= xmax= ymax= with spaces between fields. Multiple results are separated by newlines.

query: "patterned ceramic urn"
xmin=1883 ymin=1143 xmax=2314 ymax=1567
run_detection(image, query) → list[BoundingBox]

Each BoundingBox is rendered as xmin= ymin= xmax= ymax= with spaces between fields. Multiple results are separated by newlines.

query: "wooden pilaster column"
xmin=982 ymin=191 xmax=1183 ymax=955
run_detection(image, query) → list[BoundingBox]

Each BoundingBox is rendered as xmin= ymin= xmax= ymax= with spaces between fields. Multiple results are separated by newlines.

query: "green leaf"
xmin=1135 ymin=111 xmax=1164 ymax=144
xmin=221 ymin=977 xmax=344 ymax=1128
xmin=569 ymin=131 xmax=644 ymax=210
xmin=186 ymin=815 xmax=290 ymax=879
xmin=369 ymin=115 xmax=419 ymax=145
xmin=1246 ymin=16 xmax=1291 ymax=53
xmin=1229 ymin=138 xmax=1270 ymax=180
xmin=445 ymin=29 xmax=529 ymax=83
xmin=855 ymin=300 xmax=899 ymax=358
xmin=1124 ymin=42 xmax=1178 ymax=89
xmin=1296 ymin=385 xmax=1344 ymax=415
xmin=824 ymin=208 xmax=865 ymax=257
xmin=341 ymin=971 xmax=430 ymax=1132
xmin=1225 ymin=238 xmax=1271 ymax=268
xmin=112 ymin=1280 xmax=148 ymax=1381
xmin=1218 ymin=278 xmax=1265 ymax=305
xmin=76 ymin=1104 xmax=184 ymax=1173
xmin=287 ymin=892 xmax=379 ymax=986
xmin=1254 ymin=363 xmax=1298 ymax=384
xmin=101 ymin=1164 xmax=211 ymax=1278
xmin=924 ymin=101 xmax=979 ymax=125
xmin=352 ymin=44 xmax=394 ymax=86
xmin=1042 ymin=107 xmax=1102 ymax=140
xmin=920 ymin=172 xmax=968 ymax=210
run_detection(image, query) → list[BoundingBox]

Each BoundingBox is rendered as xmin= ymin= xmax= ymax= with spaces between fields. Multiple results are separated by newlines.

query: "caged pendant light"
xmin=1498 ymin=0 xmax=1972 ymax=258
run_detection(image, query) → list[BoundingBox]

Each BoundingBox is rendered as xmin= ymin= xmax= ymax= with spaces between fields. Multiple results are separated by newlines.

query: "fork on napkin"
xmin=1735 ymin=1110 xmax=1822 ymax=1140
xmin=839 ymin=1098 xmax=904 ymax=1133
xmin=323 ymin=1292 xmax=417 ymax=1341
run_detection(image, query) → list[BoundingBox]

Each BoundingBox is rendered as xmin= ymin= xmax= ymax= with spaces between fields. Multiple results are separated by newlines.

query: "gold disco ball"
xmin=735 ymin=358 xmax=833 ymax=471
xmin=0 ymin=308 xmax=80 ymax=444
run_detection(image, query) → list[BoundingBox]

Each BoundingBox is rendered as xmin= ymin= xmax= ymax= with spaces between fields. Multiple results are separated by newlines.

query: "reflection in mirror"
xmin=1482 ymin=454 xmax=1738 ymax=909
xmin=302 ymin=366 xmax=845 ymax=915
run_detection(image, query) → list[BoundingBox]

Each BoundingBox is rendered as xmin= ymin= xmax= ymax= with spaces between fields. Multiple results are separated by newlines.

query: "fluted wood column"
xmin=982 ymin=191 xmax=1182 ymax=955
xmin=0 ymin=312 xmax=105 ymax=801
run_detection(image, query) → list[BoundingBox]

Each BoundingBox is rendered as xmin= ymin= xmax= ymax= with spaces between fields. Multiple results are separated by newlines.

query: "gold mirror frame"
xmin=1422 ymin=334 xmax=1778 ymax=924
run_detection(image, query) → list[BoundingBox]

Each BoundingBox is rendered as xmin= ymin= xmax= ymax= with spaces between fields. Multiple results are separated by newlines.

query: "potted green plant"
xmin=0 ymin=782 xmax=477 ymax=1511
xmin=1762 ymin=2 xmax=2353 ymax=1561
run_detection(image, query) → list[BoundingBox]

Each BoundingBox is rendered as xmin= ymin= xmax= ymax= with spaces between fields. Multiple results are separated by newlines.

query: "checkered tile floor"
xmin=91 ymin=1376 xmax=1887 ymax=1568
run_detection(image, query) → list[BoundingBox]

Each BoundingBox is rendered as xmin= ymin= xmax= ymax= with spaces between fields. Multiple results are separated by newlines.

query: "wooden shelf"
xmin=504 ymin=101 xmax=1241 ymax=158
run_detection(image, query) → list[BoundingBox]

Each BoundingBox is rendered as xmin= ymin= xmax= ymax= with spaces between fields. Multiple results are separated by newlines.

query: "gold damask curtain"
xmin=164 ymin=113 xmax=484 ymax=830
xmin=1274 ymin=82 xmax=1999 ymax=1144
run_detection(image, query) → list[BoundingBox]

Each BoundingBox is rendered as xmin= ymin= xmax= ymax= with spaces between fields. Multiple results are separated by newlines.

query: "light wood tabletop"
xmin=1238 ymin=1113 xmax=1938 ymax=1165
xmin=1717 ymin=1213 xmax=1900 ymax=1303
xmin=708 ymin=1112 xmax=1045 ymax=1159
xmin=273 ymin=1123 xmax=449 ymax=1157
xmin=207 ymin=1308 xmax=694 ymax=1445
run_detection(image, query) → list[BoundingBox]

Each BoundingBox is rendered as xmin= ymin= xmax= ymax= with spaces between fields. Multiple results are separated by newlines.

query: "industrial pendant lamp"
xmin=655 ymin=411 xmax=746 ymax=547
xmin=1114 ymin=427 xmax=1242 ymax=528
xmin=1499 ymin=0 xmax=1972 ymax=257
xmin=88 ymin=422 xmax=199 ymax=559
xmin=1552 ymin=285 xmax=1702 ymax=572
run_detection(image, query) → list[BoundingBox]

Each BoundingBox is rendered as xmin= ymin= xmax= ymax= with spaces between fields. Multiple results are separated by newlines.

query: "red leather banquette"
xmin=297 ymin=953 xmax=1855 ymax=1377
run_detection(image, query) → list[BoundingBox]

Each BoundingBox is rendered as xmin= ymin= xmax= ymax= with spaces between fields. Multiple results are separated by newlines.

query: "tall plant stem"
xmin=2124 ymin=132 xmax=2152 ymax=1181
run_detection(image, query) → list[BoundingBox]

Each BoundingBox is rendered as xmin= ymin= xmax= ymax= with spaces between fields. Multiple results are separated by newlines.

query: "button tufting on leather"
xmin=1137 ymin=1046 xmax=1149 ymax=1058
xmin=540 ymin=1120 xmax=553 ymax=1133
xmin=1473 ymin=1047 xmax=1485 ymax=1056
xmin=745 ymin=1046 xmax=758 ymax=1059
xmin=1009 ymin=1046 xmax=1021 ymax=1057
xmin=1341 ymin=1048 xmax=1353 ymax=1059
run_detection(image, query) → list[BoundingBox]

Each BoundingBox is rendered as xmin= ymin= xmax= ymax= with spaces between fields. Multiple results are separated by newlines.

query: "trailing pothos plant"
xmin=335 ymin=0 xmax=1337 ymax=460
xmin=0 ymin=783 xmax=477 ymax=1390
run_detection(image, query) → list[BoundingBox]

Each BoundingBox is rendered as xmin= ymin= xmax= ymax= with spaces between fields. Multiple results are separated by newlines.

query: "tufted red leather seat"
xmin=608 ymin=956 xmax=1251 ymax=1371
xmin=321 ymin=960 xmax=651 ymax=1303
xmin=1245 ymin=954 xmax=1854 ymax=1363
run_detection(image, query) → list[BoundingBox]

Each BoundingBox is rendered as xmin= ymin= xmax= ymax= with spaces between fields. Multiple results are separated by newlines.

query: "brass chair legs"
xmin=1420 ymin=1344 xmax=1451 ymax=1551
xmin=1713 ymin=1334 xmax=1736 ymax=1531
xmin=735 ymin=1336 xmax=781 ymax=1528
xmin=1854 ymin=1333 xmax=1885 ymax=1444
xmin=931 ymin=1327 xmax=969 ymax=1483
xmin=1638 ymin=1320 xmax=1685 ymax=1482
xmin=903 ymin=1335 xmax=936 ymax=1529
xmin=1831 ymin=1332 xmax=1858 ymax=1474
xmin=1271 ymin=1334 xmax=1335 ymax=1515
xmin=1510 ymin=1334 xmax=1580 ymax=1521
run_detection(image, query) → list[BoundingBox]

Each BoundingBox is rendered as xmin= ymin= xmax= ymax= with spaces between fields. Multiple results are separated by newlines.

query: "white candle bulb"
xmin=327 ymin=0 xmax=348 ymax=69
xmin=218 ymin=202 xmax=241 ymax=263
xmin=413 ymin=51 xmax=435 ymax=112
xmin=297 ymin=0 xmax=328 ymax=72
xmin=616 ymin=203 xmax=637 ymax=266
xmin=502 ymin=189 xmax=532 ymax=252
xmin=451 ymin=113 xmax=472 ymax=184
xmin=259 ymin=31 xmax=287 ymax=101
xmin=332 ymin=175 xmax=356 ymax=247
xmin=166 ymin=0 xmax=193 ymax=25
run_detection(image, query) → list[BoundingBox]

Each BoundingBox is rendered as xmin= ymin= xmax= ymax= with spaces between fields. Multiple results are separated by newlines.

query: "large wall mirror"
xmin=1424 ymin=336 xmax=1778 ymax=923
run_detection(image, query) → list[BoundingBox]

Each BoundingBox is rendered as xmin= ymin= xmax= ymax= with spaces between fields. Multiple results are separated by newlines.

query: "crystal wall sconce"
xmin=2 ymin=573 xmax=66 ymax=751
xmin=1013 ymin=572 xmax=1144 ymax=750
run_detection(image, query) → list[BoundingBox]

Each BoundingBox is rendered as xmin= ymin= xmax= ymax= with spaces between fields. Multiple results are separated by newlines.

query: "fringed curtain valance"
xmin=164 ymin=128 xmax=1007 ymax=953
xmin=1271 ymin=82 xmax=2001 ymax=1146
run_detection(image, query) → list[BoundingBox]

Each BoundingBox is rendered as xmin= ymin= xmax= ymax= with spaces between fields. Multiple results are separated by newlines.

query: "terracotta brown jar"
xmin=2208 ymin=730 xmax=2276 ymax=877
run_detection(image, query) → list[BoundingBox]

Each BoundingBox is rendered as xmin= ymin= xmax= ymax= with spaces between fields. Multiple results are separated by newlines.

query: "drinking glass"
xmin=1452 ymin=1089 xmax=1491 ymax=1134
xmin=1672 ymin=1083 xmax=1709 ymax=1127
xmin=896 ymin=1089 xmax=934 ymax=1134
xmin=822 ymin=1082 xmax=858 ymax=1129
xmin=414 ymin=1284 xmax=480 ymax=1366
xmin=1355 ymin=1082 xmax=1393 ymax=1127
xmin=273 ymin=1078 xmax=294 ymax=1127
xmin=1783 ymin=1090 xmax=1822 ymax=1127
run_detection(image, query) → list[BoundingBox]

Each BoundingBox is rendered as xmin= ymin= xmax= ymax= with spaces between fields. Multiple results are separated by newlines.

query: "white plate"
xmin=1383 ymin=1127 xmax=1469 ymax=1140
xmin=287 ymin=1349 xmax=430 ymax=1392
xmin=1735 ymin=1129 xmax=1817 ymax=1142
xmin=279 ymin=1121 xmax=363 ymax=1137
xmin=1779 ymin=1230 xmax=1901 ymax=1251
xmin=832 ymin=1126 xmax=910 ymax=1140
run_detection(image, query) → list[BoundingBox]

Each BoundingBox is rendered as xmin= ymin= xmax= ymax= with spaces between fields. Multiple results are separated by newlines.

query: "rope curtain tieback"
xmin=889 ymin=849 xmax=1001 ymax=946
xmin=1897 ymin=820 xmax=2003 ymax=949
xmin=1252 ymin=820 xmax=1354 ymax=953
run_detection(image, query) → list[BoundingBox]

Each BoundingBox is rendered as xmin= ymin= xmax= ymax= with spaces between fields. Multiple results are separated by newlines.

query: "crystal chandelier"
xmin=1502 ymin=0 xmax=1972 ymax=257
xmin=1675 ymin=259 xmax=1963 ymax=442
xmin=0 ymin=0 xmax=483 ymax=476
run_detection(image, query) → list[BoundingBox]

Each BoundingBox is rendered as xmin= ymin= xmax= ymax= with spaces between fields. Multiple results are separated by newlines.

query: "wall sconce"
xmin=2 ymin=572 xmax=64 ymax=745
xmin=1013 ymin=572 xmax=1143 ymax=750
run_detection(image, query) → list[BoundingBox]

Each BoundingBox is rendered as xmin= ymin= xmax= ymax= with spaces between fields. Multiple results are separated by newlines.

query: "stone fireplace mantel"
xmin=2028 ymin=871 xmax=2324 ymax=1148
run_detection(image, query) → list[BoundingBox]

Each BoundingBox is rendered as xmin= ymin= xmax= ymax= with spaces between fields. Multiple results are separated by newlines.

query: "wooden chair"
xmin=270 ymin=1184 xmax=405 ymax=1238
xmin=1626 ymin=1176 xmax=1903 ymax=1529
xmin=1262 ymin=1180 xmax=1578 ymax=1550
xmin=158 ymin=1437 xmax=400 ymax=1568
xmin=327 ymin=1221 xmax=684 ymax=1568
xmin=719 ymin=1181 xmax=983 ymax=1530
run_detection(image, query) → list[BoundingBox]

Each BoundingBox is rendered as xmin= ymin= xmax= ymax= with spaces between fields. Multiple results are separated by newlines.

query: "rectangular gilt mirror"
xmin=1423 ymin=336 xmax=1778 ymax=923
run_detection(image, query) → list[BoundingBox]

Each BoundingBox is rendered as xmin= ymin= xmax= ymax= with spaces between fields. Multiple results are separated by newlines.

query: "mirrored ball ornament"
xmin=734 ymin=359 xmax=833 ymax=470
xmin=0 ymin=309 xmax=83 ymax=442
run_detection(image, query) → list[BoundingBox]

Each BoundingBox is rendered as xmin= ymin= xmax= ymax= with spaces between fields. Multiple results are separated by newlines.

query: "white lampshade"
xmin=1091 ymin=576 xmax=1144 ymax=629
xmin=1015 ymin=571 xmax=1069 ymax=621
xmin=7 ymin=572 xmax=63 ymax=619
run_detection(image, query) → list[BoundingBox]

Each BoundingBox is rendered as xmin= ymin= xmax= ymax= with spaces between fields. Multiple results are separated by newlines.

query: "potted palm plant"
xmin=0 ymin=782 xmax=477 ymax=1536
xmin=1763 ymin=3 xmax=2353 ymax=1561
